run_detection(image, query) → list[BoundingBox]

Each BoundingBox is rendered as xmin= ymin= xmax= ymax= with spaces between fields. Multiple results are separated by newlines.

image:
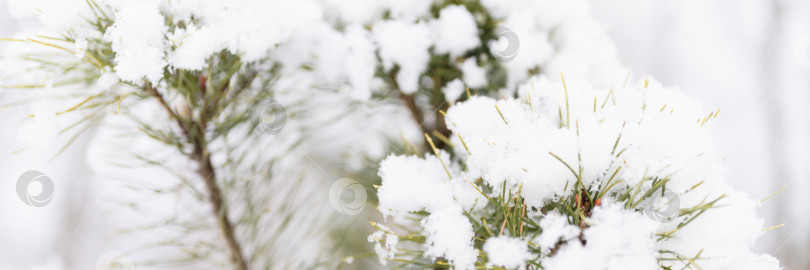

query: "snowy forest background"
xmin=0 ymin=0 xmax=809 ymax=269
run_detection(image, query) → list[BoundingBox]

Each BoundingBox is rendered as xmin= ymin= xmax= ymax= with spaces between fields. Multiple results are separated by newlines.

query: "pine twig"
xmin=146 ymin=81 xmax=249 ymax=270
xmin=196 ymin=148 xmax=249 ymax=270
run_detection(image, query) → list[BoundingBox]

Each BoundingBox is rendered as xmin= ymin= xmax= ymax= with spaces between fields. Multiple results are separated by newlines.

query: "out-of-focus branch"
xmin=387 ymin=70 xmax=430 ymax=137
xmin=145 ymin=81 xmax=249 ymax=270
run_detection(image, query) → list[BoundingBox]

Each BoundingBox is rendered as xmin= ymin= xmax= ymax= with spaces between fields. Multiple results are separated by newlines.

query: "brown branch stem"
xmin=388 ymin=70 xmax=429 ymax=138
xmin=196 ymin=147 xmax=249 ymax=270
xmin=398 ymin=91 xmax=428 ymax=135
xmin=146 ymin=82 xmax=249 ymax=270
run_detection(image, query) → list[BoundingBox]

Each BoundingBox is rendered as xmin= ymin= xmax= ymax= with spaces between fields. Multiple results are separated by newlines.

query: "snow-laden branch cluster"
xmin=0 ymin=0 xmax=782 ymax=269
xmin=2 ymin=0 xmax=626 ymax=166
xmin=372 ymin=75 xmax=781 ymax=269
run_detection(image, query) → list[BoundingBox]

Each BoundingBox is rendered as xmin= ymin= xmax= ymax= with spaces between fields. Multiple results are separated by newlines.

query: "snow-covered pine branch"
xmin=371 ymin=75 xmax=781 ymax=270
xmin=0 ymin=0 xmax=784 ymax=269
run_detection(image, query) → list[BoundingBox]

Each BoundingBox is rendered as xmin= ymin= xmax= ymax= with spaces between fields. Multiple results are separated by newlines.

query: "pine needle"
xmin=760 ymin=185 xmax=787 ymax=203
xmin=682 ymin=248 xmax=704 ymax=269
xmin=549 ymin=152 xmax=580 ymax=182
xmin=494 ymin=104 xmax=508 ymax=125
xmin=27 ymin=38 xmax=74 ymax=54
xmin=519 ymin=204 xmax=526 ymax=237
xmin=56 ymin=92 xmax=104 ymax=115
xmin=762 ymin=224 xmax=784 ymax=232
xmin=117 ymin=92 xmax=130 ymax=114
xmin=561 ymin=72 xmax=570 ymax=128
xmin=398 ymin=133 xmax=421 ymax=157
xmin=686 ymin=180 xmax=705 ymax=193
xmin=431 ymin=130 xmax=454 ymax=148
xmin=499 ymin=212 xmax=509 ymax=236
xmin=481 ymin=219 xmax=494 ymax=237
xmin=456 ymin=132 xmax=471 ymax=155
xmin=425 ymin=133 xmax=452 ymax=180
xmin=623 ymin=72 xmax=631 ymax=87
xmin=601 ymin=87 xmax=615 ymax=109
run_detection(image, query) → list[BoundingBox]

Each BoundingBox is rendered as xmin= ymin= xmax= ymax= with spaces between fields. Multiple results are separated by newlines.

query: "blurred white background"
xmin=592 ymin=0 xmax=810 ymax=268
xmin=2 ymin=0 xmax=809 ymax=269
